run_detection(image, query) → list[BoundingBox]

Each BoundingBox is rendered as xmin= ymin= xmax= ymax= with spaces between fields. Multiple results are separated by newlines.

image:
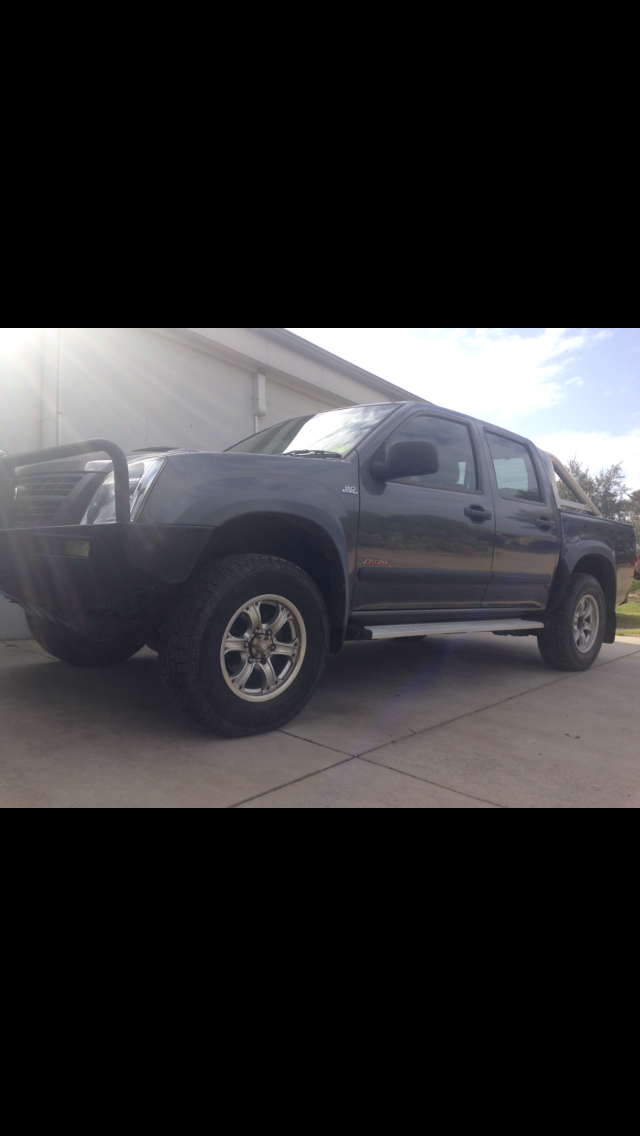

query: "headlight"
xmin=83 ymin=458 xmax=166 ymax=525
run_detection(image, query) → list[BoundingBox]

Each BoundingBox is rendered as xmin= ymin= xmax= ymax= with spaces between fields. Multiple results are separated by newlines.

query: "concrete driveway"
xmin=1 ymin=633 xmax=639 ymax=808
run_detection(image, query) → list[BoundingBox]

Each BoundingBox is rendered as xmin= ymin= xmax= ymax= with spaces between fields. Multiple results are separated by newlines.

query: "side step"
xmin=365 ymin=620 xmax=545 ymax=641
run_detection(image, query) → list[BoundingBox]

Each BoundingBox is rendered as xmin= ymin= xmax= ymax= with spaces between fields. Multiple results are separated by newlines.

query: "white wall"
xmin=0 ymin=329 xmax=44 ymax=455
xmin=1 ymin=332 xmax=43 ymax=637
xmin=1 ymin=328 xmax=367 ymax=459
xmin=189 ymin=328 xmax=399 ymax=409
xmin=57 ymin=328 xmax=256 ymax=454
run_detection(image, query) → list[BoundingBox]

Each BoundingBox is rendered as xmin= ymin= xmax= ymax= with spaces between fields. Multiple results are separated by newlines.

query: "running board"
xmin=365 ymin=620 xmax=545 ymax=640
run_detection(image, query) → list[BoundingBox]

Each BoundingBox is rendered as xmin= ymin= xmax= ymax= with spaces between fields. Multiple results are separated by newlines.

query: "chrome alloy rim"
xmin=220 ymin=595 xmax=307 ymax=702
xmin=574 ymin=595 xmax=600 ymax=653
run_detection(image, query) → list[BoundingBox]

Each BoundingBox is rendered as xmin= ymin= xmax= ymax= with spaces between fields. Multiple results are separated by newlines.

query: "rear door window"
xmin=487 ymin=433 xmax=543 ymax=503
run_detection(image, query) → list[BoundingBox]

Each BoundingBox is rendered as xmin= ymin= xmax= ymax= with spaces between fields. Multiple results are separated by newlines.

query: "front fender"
xmin=140 ymin=453 xmax=360 ymax=621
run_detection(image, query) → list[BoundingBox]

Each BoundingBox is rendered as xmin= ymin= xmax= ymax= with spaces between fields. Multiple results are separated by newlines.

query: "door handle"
xmin=465 ymin=506 xmax=493 ymax=523
xmin=536 ymin=516 xmax=555 ymax=531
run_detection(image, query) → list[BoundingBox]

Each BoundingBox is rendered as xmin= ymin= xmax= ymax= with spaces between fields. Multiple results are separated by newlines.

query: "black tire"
xmin=537 ymin=573 xmax=606 ymax=672
xmin=159 ymin=555 xmax=330 ymax=738
xmin=25 ymin=613 xmax=146 ymax=666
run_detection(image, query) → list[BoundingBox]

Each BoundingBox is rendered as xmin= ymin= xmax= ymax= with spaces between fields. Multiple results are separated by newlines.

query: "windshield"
xmin=226 ymin=404 xmax=397 ymax=457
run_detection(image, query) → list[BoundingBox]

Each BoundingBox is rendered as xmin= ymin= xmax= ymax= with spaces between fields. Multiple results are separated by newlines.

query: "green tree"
xmin=628 ymin=489 xmax=640 ymax=547
xmin=563 ymin=457 xmax=632 ymax=522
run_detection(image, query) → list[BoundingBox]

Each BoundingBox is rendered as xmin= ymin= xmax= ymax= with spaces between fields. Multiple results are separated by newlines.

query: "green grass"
xmin=616 ymin=578 xmax=640 ymax=636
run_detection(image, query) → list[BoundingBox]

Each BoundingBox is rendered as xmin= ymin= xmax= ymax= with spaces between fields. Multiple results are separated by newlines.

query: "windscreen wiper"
xmin=283 ymin=450 xmax=342 ymax=459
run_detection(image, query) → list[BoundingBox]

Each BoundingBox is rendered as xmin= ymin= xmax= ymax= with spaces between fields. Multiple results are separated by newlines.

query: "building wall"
xmin=188 ymin=328 xmax=398 ymax=410
xmin=55 ymin=328 xmax=256 ymax=454
xmin=0 ymin=329 xmax=45 ymax=455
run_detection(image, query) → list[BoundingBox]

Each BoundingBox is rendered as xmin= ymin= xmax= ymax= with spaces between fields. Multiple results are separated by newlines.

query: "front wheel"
xmin=25 ymin=614 xmax=146 ymax=666
xmin=538 ymin=573 xmax=606 ymax=672
xmin=159 ymin=555 xmax=330 ymax=737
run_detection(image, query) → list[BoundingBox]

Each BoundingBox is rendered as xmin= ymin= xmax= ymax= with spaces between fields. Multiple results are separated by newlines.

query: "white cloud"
xmin=534 ymin=430 xmax=640 ymax=489
xmin=566 ymin=377 xmax=584 ymax=387
xmin=287 ymin=327 xmax=594 ymax=425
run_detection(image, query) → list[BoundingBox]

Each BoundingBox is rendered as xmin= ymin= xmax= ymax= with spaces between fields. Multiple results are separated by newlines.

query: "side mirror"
xmin=371 ymin=441 xmax=440 ymax=483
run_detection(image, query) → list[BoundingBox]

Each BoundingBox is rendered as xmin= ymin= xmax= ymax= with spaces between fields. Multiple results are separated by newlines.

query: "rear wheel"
xmin=537 ymin=573 xmax=606 ymax=672
xmin=159 ymin=555 xmax=330 ymax=737
xmin=25 ymin=614 xmax=146 ymax=666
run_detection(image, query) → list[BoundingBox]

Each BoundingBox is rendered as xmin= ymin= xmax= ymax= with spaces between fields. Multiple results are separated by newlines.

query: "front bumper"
xmin=0 ymin=523 xmax=213 ymax=639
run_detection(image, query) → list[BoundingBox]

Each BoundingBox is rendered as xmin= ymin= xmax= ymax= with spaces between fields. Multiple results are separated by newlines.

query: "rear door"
xmin=353 ymin=412 xmax=496 ymax=612
xmin=482 ymin=430 xmax=560 ymax=611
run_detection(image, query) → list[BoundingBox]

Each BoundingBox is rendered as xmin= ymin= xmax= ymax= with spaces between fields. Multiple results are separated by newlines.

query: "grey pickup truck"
xmin=1 ymin=402 xmax=637 ymax=737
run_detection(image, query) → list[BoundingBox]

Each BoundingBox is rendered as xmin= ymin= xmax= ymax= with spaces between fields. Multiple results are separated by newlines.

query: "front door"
xmin=353 ymin=413 xmax=496 ymax=612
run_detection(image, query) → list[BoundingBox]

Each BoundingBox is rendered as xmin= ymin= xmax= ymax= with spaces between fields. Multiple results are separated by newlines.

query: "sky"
xmin=287 ymin=328 xmax=640 ymax=489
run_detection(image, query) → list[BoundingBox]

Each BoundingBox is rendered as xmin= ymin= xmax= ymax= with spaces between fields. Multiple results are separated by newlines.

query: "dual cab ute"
xmin=1 ymin=402 xmax=636 ymax=736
